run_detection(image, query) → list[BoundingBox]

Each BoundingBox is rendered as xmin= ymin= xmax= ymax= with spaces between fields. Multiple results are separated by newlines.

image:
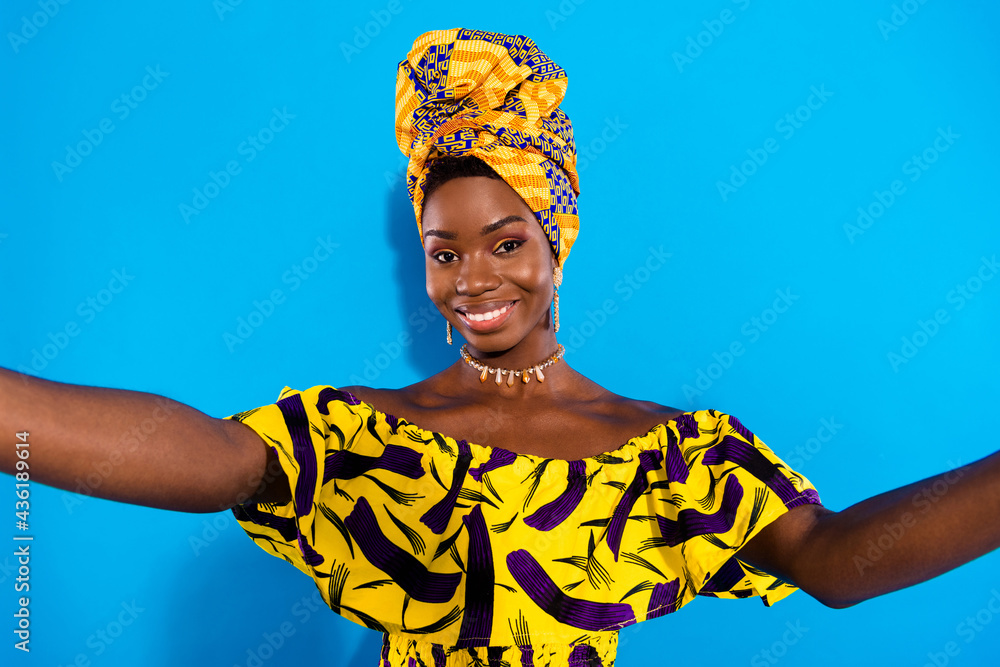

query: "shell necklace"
xmin=459 ymin=344 xmax=566 ymax=387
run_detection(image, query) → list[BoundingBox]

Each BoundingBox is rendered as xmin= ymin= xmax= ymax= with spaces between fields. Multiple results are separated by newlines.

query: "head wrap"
xmin=395 ymin=28 xmax=580 ymax=268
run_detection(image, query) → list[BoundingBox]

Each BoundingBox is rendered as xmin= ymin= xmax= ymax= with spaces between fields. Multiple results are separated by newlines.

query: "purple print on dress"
xmin=656 ymin=475 xmax=744 ymax=548
xmin=726 ymin=414 xmax=756 ymax=443
xmin=675 ymin=413 xmax=700 ymax=443
xmin=296 ymin=532 xmax=324 ymax=567
xmin=316 ymin=386 xmax=362 ymax=410
xmin=345 ymin=496 xmax=461 ymax=604
xmin=523 ymin=460 xmax=587 ymax=531
xmin=275 ymin=393 xmax=317 ymax=520
xmin=234 ymin=494 xmax=325 ymax=566
xmin=606 ymin=450 xmax=663 ymax=560
xmin=324 ymin=444 xmax=425 ymax=483
xmin=421 ymin=440 xmax=474 ymax=534
xmin=646 ymin=578 xmax=681 ymax=619
xmin=568 ymin=642 xmax=603 ymax=666
xmin=456 ymin=505 xmax=495 ymax=647
xmin=791 ymin=488 xmax=822 ymax=508
xmin=232 ymin=504 xmax=297 ymax=541
xmin=487 ymin=646 xmax=506 ymax=666
xmin=469 ymin=448 xmax=518 ymax=482
xmin=273 ymin=393 xmax=325 ymax=567
xmin=662 ymin=439 xmax=689 ymax=484
xmin=385 ymin=412 xmax=401 ymax=434
xmin=703 ymin=435 xmax=801 ymax=505
xmin=506 ymin=550 xmax=636 ymax=632
xmin=700 ymin=557 xmax=745 ymax=594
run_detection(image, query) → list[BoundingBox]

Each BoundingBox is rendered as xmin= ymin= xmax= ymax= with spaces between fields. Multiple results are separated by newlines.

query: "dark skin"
xmin=331 ymin=176 xmax=1000 ymax=610
xmin=8 ymin=173 xmax=993 ymax=611
xmin=342 ymin=176 xmax=684 ymax=461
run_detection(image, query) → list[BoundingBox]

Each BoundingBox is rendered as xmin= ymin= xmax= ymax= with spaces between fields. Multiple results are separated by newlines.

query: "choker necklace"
xmin=460 ymin=344 xmax=566 ymax=386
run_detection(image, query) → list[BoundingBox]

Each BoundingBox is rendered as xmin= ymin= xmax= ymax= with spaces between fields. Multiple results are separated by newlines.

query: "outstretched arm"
xmin=737 ymin=450 xmax=1000 ymax=608
xmin=0 ymin=367 xmax=287 ymax=513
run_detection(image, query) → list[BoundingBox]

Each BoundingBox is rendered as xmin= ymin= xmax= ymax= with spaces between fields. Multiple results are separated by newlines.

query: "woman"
xmin=3 ymin=28 xmax=999 ymax=667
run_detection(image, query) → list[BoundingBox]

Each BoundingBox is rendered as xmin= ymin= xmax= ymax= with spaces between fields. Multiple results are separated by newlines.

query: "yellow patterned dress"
xmin=224 ymin=385 xmax=822 ymax=666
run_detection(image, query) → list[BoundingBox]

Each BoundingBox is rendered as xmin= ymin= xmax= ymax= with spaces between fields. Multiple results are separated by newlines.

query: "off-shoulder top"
xmin=224 ymin=385 xmax=823 ymax=667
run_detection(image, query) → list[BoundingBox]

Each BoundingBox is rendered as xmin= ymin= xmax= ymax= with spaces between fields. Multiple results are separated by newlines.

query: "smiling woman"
xmin=424 ymin=175 xmax=558 ymax=352
xmin=207 ymin=28 xmax=832 ymax=665
xmin=4 ymin=17 xmax=1000 ymax=667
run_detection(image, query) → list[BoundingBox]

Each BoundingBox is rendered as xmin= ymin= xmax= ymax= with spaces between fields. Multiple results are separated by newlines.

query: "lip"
xmin=455 ymin=300 xmax=517 ymax=333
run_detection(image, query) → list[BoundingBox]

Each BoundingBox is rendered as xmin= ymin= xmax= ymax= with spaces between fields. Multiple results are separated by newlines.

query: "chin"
xmin=462 ymin=332 xmax=519 ymax=354
xmin=468 ymin=324 xmax=551 ymax=355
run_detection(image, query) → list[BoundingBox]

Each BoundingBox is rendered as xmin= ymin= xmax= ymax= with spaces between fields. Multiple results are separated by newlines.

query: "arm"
xmin=0 ymin=367 xmax=289 ymax=513
xmin=737 ymin=450 xmax=1000 ymax=608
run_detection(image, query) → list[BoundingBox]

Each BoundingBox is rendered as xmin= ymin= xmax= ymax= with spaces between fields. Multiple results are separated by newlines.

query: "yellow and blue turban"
xmin=395 ymin=28 xmax=580 ymax=268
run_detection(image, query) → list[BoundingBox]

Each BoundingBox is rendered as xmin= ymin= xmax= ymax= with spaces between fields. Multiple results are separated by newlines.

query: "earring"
xmin=446 ymin=321 xmax=453 ymax=345
xmin=552 ymin=266 xmax=563 ymax=333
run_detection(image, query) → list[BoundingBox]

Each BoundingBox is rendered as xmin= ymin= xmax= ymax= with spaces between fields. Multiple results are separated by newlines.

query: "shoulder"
xmin=627 ymin=396 xmax=689 ymax=421
xmin=611 ymin=396 xmax=689 ymax=428
xmin=570 ymin=374 xmax=687 ymax=425
xmin=336 ymin=384 xmax=430 ymax=415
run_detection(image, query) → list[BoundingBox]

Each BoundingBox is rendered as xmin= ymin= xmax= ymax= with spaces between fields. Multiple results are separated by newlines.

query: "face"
xmin=421 ymin=176 xmax=557 ymax=354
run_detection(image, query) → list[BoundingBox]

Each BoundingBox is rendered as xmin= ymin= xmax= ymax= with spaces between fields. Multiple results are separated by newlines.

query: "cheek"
xmin=424 ymin=263 xmax=447 ymax=305
xmin=509 ymin=252 xmax=555 ymax=300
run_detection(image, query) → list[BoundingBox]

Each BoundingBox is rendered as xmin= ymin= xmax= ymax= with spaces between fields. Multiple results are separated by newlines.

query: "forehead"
xmin=422 ymin=176 xmax=539 ymax=231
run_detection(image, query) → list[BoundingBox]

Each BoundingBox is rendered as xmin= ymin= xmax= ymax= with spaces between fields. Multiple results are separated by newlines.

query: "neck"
xmin=462 ymin=342 xmax=564 ymax=382
xmin=451 ymin=329 xmax=572 ymax=395
xmin=464 ymin=326 xmax=559 ymax=369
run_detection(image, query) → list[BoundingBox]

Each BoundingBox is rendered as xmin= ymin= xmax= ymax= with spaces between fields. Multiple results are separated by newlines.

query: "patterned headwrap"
xmin=395 ymin=28 xmax=580 ymax=268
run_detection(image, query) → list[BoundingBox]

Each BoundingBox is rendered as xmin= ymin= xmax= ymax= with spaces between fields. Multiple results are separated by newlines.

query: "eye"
xmin=495 ymin=239 xmax=525 ymax=254
xmin=432 ymin=250 xmax=458 ymax=263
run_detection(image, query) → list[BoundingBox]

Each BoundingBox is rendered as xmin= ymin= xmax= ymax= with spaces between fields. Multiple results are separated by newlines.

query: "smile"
xmin=455 ymin=301 xmax=517 ymax=332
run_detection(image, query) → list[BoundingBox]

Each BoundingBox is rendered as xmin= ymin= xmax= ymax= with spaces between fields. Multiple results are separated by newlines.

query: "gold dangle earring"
xmin=446 ymin=321 xmax=453 ymax=345
xmin=552 ymin=266 xmax=563 ymax=333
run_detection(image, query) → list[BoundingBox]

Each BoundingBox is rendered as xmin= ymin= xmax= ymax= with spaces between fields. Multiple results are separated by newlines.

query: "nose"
xmin=456 ymin=253 xmax=501 ymax=296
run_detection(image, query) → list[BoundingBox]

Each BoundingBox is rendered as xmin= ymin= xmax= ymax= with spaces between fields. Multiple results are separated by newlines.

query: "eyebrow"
xmin=423 ymin=215 xmax=529 ymax=241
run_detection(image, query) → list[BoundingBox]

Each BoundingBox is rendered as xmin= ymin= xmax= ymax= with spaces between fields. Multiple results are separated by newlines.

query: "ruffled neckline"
xmin=342 ymin=389 xmax=706 ymax=467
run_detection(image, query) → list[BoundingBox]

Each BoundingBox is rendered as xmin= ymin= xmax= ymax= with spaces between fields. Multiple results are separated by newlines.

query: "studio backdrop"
xmin=2 ymin=1 xmax=999 ymax=665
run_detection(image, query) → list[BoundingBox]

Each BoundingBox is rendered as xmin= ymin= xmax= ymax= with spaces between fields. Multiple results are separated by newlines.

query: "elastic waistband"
xmin=381 ymin=631 xmax=619 ymax=667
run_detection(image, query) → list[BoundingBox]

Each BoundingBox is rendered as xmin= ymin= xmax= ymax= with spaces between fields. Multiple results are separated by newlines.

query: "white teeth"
xmin=464 ymin=304 xmax=510 ymax=323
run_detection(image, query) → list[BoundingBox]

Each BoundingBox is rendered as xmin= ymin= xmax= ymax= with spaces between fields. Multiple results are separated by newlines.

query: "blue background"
xmin=3 ymin=1 xmax=1000 ymax=665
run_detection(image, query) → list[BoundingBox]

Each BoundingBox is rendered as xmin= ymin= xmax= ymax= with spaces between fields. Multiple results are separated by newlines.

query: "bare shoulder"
xmin=570 ymin=373 xmax=686 ymax=426
xmin=626 ymin=395 xmax=688 ymax=420
xmin=338 ymin=384 xmax=403 ymax=407
xmin=336 ymin=383 xmax=435 ymax=415
xmin=607 ymin=394 xmax=687 ymax=426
